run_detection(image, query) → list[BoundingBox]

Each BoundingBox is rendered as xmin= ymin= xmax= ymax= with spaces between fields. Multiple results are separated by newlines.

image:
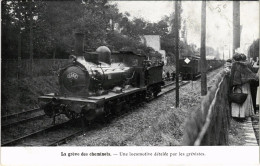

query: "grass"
xmin=66 ymin=68 xmax=248 ymax=146
xmin=132 ymin=109 xmax=183 ymax=145
xmin=65 ymin=82 xmax=202 ymax=146
xmin=2 ymin=76 xmax=59 ymax=115
xmin=2 ymin=67 xmax=248 ymax=146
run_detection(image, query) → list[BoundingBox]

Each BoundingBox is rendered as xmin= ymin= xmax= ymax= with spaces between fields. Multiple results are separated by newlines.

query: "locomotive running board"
xmin=88 ymin=87 xmax=146 ymax=101
xmin=38 ymin=87 xmax=146 ymax=104
xmin=38 ymin=94 xmax=100 ymax=104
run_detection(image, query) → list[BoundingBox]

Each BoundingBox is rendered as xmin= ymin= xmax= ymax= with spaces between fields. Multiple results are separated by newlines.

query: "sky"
xmin=111 ymin=1 xmax=259 ymax=59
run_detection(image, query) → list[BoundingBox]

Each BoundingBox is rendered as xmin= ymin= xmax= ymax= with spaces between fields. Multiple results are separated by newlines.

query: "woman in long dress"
xmin=256 ymin=68 xmax=260 ymax=108
xmin=230 ymin=54 xmax=258 ymax=119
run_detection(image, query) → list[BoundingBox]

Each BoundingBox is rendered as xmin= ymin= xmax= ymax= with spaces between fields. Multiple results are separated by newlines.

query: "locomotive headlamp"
xmin=38 ymin=100 xmax=48 ymax=109
xmin=69 ymin=55 xmax=77 ymax=62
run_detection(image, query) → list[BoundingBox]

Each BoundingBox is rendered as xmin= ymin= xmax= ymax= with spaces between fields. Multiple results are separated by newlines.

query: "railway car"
xmin=179 ymin=56 xmax=201 ymax=80
xmin=38 ymin=33 xmax=164 ymax=123
xmin=179 ymin=56 xmax=224 ymax=80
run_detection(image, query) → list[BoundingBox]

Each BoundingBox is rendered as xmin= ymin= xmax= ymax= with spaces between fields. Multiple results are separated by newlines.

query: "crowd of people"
xmin=227 ymin=53 xmax=259 ymax=120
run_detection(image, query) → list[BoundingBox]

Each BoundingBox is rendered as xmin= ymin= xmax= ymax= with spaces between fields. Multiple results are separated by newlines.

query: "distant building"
xmin=141 ymin=35 xmax=167 ymax=64
xmin=206 ymin=55 xmax=217 ymax=60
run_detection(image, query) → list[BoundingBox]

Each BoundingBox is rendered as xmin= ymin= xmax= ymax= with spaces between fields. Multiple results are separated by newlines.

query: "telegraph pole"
xmin=175 ymin=0 xmax=180 ymax=107
xmin=18 ymin=26 xmax=21 ymax=79
xmin=233 ymin=1 xmax=240 ymax=54
xmin=223 ymin=51 xmax=225 ymax=68
xmin=29 ymin=1 xmax=34 ymax=74
xmin=200 ymin=0 xmax=207 ymax=96
xmin=229 ymin=45 xmax=231 ymax=59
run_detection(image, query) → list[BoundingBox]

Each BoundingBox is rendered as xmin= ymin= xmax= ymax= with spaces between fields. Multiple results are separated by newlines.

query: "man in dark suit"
xmin=250 ymin=59 xmax=259 ymax=113
xmin=241 ymin=54 xmax=259 ymax=113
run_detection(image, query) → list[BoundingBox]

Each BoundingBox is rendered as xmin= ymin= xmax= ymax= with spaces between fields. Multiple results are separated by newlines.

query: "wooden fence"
xmin=182 ymin=70 xmax=230 ymax=145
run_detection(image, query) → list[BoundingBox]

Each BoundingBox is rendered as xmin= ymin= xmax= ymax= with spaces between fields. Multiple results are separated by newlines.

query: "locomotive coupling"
xmin=42 ymin=98 xmax=64 ymax=117
xmin=38 ymin=94 xmax=106 ymax=121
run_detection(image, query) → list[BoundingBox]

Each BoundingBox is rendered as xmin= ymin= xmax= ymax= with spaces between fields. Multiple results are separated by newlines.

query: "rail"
xmin=2 ymin=114 xmax=46 ymax=129
xmin=1 ymin=120 xmax=74 ymax=146
xmin=2 ymin=108 xmax=41 ymax=120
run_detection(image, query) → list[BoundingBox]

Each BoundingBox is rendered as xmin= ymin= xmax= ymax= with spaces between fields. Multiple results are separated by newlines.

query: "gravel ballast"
xmin=65 ymin=68 xmax=224 ymax=146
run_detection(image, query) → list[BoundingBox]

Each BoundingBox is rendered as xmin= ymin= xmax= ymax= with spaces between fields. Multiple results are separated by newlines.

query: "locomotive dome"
xmin=96 ymin=46 xmax=111 ymax=64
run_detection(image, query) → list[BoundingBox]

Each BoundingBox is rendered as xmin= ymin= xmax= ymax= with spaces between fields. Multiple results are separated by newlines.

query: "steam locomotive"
xmin=38 ymin=33 xmax=164 ymax=122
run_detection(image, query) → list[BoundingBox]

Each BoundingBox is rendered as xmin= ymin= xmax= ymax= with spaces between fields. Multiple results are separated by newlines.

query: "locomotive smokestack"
xmin=74 ymin=32 xmax=84 ymax=57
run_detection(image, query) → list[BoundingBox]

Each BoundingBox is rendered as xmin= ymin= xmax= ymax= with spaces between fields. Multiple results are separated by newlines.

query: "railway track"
xmin=160 ymin=80 xmax=189 ymax=96
xmin=1 ymin=81 xmax=176 ymax=129
xmin=2 ymin=114 xmax=46 ymax=129
xmin=1 ymin=120 xmax=80 ymax=146
xmin=2 ymin=67 xmax=221 ymax=146
xmin=1 ymin=108 xmax=44 ymax=129
xmin=2 ymin=108 xmax=41 ymax=120
xmin=162 ymin=81 xmax=175 ymax=88
xmin=1 ymin=80 xmax=183 ymax=146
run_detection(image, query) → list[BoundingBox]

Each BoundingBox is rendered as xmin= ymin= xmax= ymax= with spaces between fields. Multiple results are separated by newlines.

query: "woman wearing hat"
xmin=229 ymin=53 xmax=258 ymax=119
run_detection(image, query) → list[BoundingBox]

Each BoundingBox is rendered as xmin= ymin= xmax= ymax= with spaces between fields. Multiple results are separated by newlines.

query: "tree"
xmin=2 ymin=0 xmax=48 ymax=59
xmin=248 ymin=39 xmax=259 ymax=61
xmin=2 ymin=0 xmax=194 ymax=64
xmin=2 ymin=1 xmax=22 ymax=60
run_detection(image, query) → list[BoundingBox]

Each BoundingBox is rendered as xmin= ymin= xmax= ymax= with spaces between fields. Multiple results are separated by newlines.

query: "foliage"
xmin=2 ymin=1 xmax=48 ymax=59
xmin=248 ymin=39 xmax=259 ymax=61
xmin=2 ymin=0 xmax=196 ymax=63
xmin=2 ymin=76 xmax=59 ymax=114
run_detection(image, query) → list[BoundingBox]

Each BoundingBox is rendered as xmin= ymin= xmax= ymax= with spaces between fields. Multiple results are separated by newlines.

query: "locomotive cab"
xmin=111 ymin=50 xmax=147 ymax=87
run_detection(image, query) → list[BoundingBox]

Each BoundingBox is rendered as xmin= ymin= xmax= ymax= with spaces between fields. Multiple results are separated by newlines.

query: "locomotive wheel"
xmin=112 ymin=102 xmax=123 ymax=115
xmin=137 ymin=92 xmax=146 ymax=103
xmin=122 ymin=103 xmax=130 ymax=113
xmin=83 ymin=109 xmax=97 ymax=121
xmin=64 ymin=111 xmax=77 ymax=120
xmin=114 ymin=106 xmax=121 ymax=115
xmin=80 ymin=115 xmax=91 ymax=130
xmin=154 ymin=92 xmax=159 ymax=98
xmin=146 ymin=88 xmax=154 ymax=101
xmin=43 ymin=102 xmax=56 ymax=117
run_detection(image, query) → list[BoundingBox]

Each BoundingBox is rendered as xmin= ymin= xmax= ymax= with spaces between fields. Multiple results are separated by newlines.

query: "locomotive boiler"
xmin=59 ymin=52 xmax=133 ymax=97
xmin=39 ymin=33 xmax=164 ymax=122
xmin=60 ymin=33 xmax=134 ymax=97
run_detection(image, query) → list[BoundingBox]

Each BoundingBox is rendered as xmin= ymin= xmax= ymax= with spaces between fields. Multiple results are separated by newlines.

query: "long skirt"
xmin=257 ymin=86 xmax=259 ymax=106
xmin=231 ymin=83 xmax=254 ymax=118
